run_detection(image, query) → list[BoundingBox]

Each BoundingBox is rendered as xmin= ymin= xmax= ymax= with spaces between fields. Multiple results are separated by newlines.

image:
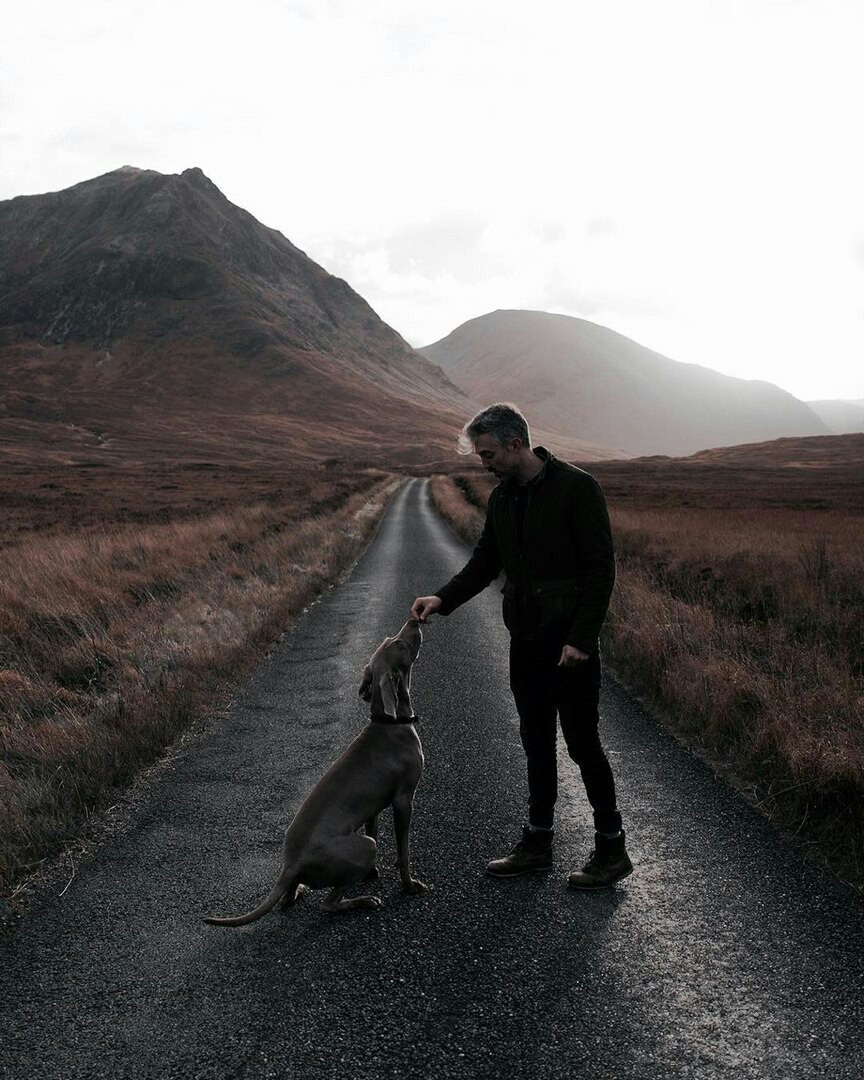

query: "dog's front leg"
xmin=392 ymin=793 xmax=427 ymax=894
xmin=363 ymin=815 xmax=380 ymax=880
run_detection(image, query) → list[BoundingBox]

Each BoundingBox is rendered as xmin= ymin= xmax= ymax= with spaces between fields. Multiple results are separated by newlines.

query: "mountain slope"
xmin=420 ymin=310 xmax=830 ymax=457
xmin=806 ymin=399 xmax=864 ymax=435
xmin=0 ymin=167 xmax=472 ymax=468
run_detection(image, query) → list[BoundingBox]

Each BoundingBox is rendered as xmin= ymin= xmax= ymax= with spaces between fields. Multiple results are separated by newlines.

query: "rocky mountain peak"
xmin=0 ymin=165 xmax=471 ymax=468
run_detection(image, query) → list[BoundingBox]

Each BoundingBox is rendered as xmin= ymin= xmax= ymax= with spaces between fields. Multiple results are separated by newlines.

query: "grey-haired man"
xmin=411 ymin=402 xmax=632 ymax=889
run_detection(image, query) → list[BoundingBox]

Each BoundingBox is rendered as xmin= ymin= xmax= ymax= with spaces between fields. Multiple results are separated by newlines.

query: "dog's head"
xmin=358 ymin=619 xmax=423 ymax=717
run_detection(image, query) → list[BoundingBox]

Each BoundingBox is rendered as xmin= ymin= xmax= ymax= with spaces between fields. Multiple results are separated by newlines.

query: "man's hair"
xmin=458 ymin=402 xmax=531 ymax=455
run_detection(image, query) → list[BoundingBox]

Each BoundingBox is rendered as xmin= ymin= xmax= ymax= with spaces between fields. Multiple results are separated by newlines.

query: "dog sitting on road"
xmin=204 ymin=618 xmax=427 ymax=925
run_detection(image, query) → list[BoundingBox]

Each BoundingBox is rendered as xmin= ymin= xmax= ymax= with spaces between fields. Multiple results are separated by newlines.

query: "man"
xmin=411 ymin=402 xmax=632 ymax=889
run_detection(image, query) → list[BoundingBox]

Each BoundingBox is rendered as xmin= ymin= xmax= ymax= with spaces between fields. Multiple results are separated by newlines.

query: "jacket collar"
xmin=502 ymin=446 xmax=553 ymax=491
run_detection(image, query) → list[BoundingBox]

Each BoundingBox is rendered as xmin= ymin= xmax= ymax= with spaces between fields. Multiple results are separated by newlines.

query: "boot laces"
xmin=582 ymin=849 xmax=600 ymax=872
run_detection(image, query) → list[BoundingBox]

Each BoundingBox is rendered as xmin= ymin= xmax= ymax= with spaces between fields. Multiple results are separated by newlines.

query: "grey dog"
xmin=204 ymin=618 xmax=427 ymax=924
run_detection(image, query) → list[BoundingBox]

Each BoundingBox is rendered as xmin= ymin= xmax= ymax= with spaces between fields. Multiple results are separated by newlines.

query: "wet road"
xmin=1 ymin=478 xmax=863 ymax=1079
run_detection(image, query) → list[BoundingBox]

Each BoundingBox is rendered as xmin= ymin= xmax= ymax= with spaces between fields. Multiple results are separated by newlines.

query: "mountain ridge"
xmin=420 ymin=309 xmax=829 ymax=457
xmin=805 ymin=398 xmax=864 ymax=435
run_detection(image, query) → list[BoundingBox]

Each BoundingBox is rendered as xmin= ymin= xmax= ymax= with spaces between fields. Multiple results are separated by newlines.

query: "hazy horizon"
xmin=3 ymin=0 xmax=863 ymax=402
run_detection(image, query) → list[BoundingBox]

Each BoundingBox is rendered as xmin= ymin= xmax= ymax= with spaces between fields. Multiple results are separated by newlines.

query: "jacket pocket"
xmin=529 ymin=578 xmax=583 ymax=635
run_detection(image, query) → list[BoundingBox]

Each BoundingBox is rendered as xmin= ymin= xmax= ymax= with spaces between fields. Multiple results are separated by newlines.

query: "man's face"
xmin=474 ymin=433 xmax=522 ymax=480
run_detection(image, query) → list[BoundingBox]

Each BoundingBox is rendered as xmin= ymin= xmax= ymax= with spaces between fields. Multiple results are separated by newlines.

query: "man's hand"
xmin=558 ymin=644 xmax=589 ymax=667
xmin=411 ymin=595 xmax=442 ymax=623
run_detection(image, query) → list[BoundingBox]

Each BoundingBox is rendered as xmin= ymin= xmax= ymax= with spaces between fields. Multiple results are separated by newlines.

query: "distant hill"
xmin=806 ymin=399 xmax=864 ymax=435
xmin=584 ymin=433 xmax=864 ymax=512
xmin=420 ymin=309 xmax=830 ymax=457
xmin=0 ymin=166 xmax=476 ymax=469
xmin=675 ymin=432 xmax=864 ymax=467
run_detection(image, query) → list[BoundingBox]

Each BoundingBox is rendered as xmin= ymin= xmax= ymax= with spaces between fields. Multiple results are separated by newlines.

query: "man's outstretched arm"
xmin=411 ymin=502 xmax=502 ymax=621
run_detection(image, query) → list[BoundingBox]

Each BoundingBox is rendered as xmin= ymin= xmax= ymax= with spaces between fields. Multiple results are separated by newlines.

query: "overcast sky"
xmin=2 ymin=0 xmax=863 ymax=401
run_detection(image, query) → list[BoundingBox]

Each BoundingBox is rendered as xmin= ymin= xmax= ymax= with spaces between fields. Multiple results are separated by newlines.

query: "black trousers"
xmin=509 ymin=639 xmax=622 ymax=835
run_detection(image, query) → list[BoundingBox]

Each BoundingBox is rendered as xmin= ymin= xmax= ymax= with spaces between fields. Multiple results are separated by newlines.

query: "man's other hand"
xmin=411 ymin=595 xmax=442 ymax=622
xmin=558 ymin=644 xmax=589 ymax=667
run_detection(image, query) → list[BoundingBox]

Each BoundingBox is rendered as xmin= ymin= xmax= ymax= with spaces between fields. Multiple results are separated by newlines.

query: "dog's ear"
xmin=358 ymin=665 xmax=373 ymax=702
xmin=378 ymin=673 xmax=399 ymax=718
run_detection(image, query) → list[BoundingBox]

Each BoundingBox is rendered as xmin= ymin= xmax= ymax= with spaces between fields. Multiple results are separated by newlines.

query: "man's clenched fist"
xmin=411 ymin=595 xmax=442 ymax=622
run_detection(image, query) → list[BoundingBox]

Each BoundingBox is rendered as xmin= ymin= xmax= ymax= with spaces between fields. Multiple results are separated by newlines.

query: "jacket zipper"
xmin=511 ymin=484 xmax=534 ymax=629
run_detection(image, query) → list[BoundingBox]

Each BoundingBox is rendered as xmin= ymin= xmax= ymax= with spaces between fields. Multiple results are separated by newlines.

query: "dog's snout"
xmin=403 ymin=620 xmax=422 ymax=651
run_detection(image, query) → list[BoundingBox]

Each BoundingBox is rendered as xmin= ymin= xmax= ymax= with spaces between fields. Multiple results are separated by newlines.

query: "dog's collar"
xmin=369 ymin=713 xmax=418 ymax=725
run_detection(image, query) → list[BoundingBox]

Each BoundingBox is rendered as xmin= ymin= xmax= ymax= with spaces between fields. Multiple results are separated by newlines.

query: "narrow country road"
xmin=1 ymin=478 xmax=863 ymax=1079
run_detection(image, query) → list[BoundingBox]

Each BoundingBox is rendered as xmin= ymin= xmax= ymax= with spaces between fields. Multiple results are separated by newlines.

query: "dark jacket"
xmin=434 ymin=448 xmax=616 ymax=652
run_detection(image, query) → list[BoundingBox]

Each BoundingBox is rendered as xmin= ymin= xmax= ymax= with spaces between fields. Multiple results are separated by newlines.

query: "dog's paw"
xmin=403 ymin=878 xmax=429 ymax=895
xmin=279 ymin=883 xmax=310 ymax=908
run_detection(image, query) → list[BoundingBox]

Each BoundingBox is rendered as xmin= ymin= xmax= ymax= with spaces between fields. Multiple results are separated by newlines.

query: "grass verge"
xmin=428 ymin=472 xmax=864 ymax=895
xmin=0 ymin=473 xmax=401 ymax=899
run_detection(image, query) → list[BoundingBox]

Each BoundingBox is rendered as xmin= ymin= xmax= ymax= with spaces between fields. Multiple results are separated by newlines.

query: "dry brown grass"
xmin=0 ymin=473 xmax=401 ymax=897
xmin=428 ymin=475 xmax=485 ymax=546
xmin=429 ymin=469 xmax=864 ymax=892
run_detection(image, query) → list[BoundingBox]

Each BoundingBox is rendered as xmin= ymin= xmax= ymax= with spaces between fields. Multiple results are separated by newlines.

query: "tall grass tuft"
xmin=429 ymin=475 xmax=485 ymax=546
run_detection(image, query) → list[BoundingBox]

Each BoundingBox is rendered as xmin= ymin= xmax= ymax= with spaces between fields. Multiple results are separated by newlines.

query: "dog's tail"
xmin=203 ymin=871 xmax=297 ymax=927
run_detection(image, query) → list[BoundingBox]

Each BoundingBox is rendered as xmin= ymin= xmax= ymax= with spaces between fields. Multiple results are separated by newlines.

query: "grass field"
xmin=429 ymin=447 xmax=864 ymax=894
xmin=0 ymin=466 xmax=400 ymax=900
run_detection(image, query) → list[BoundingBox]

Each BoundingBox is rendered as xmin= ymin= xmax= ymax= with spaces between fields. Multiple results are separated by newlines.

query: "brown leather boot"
xmin=486 ymin=825 xmax=554 ymax=877
xmin=567 ymin=831 xmax=633 ymax=889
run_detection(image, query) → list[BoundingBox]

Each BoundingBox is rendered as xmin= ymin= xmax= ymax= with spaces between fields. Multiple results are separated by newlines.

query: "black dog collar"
xmin=370 ymin=713 xmax=418 ymax=725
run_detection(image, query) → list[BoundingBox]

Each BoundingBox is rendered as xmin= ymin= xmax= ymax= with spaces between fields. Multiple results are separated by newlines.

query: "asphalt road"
xmin=2 ymin=478 xmax=863 ymax=1080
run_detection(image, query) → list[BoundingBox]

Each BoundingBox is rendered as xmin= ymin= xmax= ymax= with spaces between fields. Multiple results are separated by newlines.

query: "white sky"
xmin=2 ymin=0 xmax=863 ymax=401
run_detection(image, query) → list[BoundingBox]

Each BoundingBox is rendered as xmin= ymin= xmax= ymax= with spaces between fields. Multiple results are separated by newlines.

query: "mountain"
xmin=0 ymin=166 xmax=476 ymax=469
xmin=420 ymin=310 xmax=830 ymax=458
xmin=806 ymin=399 xmax=864 ymax=435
